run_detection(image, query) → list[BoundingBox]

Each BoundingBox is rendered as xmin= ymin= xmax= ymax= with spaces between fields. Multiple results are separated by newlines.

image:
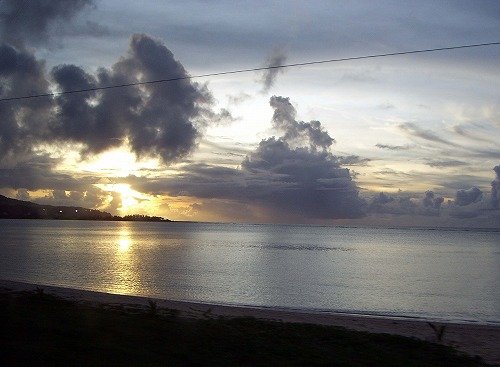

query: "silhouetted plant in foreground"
xmin=147 ymin=299 xmax=158 ymax=316
xmin=427 ymin=322 xmax=447 ymax=342
xmin=202 ymin=307 xmax=213 ymax=319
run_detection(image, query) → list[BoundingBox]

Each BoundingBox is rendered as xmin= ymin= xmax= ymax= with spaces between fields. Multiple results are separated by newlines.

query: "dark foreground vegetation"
xmin=0 ymin=289 xmax=490 ymax=367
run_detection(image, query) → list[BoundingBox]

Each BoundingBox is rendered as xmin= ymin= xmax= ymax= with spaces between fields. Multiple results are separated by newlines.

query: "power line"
xmin=1 ymin=41 xmax=499 ymax=102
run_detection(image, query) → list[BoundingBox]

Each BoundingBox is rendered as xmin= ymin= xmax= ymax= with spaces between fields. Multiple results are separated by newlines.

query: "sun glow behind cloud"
xmin=48 ymin=142 xmax=204 ymax=218
xmin=75 ymin=147 xmax=160 ymax=177
xmin=48 ymin=145 xmax=165 ymax=215
xmin=96 ymin=183 xmax=150 ymax=213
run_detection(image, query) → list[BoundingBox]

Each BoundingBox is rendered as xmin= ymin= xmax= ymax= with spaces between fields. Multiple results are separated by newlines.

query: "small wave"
xmin=248 ymin=244 xmax=354 ymax=252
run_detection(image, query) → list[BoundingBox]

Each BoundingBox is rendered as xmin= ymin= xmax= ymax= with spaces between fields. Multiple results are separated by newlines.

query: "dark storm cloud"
xmin=0 ymin=155 xmax=90 ymax=192
xmin=241 ymin=137 xmax=364 ymax=219
xmin=455 ymin=187 xmax=483 ymax=206
xmin=368 ymin=192 xmax=394 ymax=212
xmin=0 ymin=33 xmax=221 ymax=165
xmin=421 ymin=191 xmax=444 ymax=217
xmin=368 ymin=192 xmax=418 ymax=216
xmin=159 ymin=163 xmax=245 ymax=199
xmin=444 ymin=167 xmax=500 ymax=221
xmin=269 ymin=96 xmax=334 ymax=149
xmin=368 ymin=190 xmax=446 ymax=217
xmin=423 ymin=191 xmax=444 ymax=209
xmin=136 ymin=141 xmax=365 ymax=220
xmin=133 ymin=96 xmax=364 ymax=220
xmin=49 ymin=33 xmax=218 ymax=163
xmin=0 ymin=0 xmax=95 ymax=47
xmin=244 ymin=96 xmax=363 ymax=219
xmin=0 ymin=44 xmax=52 ymax=161
xmin=260 ymin=47 xmax=287 ymax=93
xmin=0 ymin=3 xmax=98 ymax=198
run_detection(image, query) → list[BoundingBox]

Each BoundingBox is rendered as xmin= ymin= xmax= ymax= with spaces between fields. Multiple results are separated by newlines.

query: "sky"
xmin=0 ymin=0 xmax=499 ymax=228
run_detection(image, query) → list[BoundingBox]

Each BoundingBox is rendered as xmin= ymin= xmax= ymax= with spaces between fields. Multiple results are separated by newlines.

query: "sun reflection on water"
xmin=118 ymin=230 xmax=131 ymax=252
xmin=106 ymin=224 xmax=141 ymax=296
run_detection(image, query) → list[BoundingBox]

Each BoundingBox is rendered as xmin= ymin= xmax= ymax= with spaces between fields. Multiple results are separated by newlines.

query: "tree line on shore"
xmin=0 ymin=195 xmax=171 ymax=222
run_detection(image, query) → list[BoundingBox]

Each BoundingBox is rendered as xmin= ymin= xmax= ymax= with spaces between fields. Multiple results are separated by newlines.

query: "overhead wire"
xmin=1 ymin=41 xmax=499 ymax=102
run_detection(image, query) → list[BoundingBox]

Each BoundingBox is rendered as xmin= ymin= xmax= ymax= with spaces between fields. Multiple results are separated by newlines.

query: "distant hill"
xmin=0 ymin=195 xmax=113 ymax=220
xmin=0 ymin=195 xmax=170 ymax=222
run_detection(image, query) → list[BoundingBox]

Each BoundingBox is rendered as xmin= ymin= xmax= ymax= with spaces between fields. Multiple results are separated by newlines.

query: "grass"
xmin=0 ymin=288 xmax=491 ymax=367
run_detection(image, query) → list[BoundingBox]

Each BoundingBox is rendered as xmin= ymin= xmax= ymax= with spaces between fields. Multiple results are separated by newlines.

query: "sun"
xmin=96 ymin=183 xmax=150 ymax=213
xmin=113 ymin=183 xmax=146 ymax=212
xmin=55 ymin=144 xmax=164 ymax=214
xmin=53 ymin=144 xmax=176 ymax=217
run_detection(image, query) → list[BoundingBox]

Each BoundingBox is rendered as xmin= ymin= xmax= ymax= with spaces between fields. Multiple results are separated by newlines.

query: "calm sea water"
xmin=0 ymin=219 xmax=498 ymax=324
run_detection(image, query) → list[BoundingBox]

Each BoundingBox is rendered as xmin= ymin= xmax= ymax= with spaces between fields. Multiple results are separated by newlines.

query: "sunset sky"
xmin=1 ymin=0 xmax=499 ymax=227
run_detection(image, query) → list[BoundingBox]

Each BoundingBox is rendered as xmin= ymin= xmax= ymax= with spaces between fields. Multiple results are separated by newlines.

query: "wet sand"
xmin=1 ymin=279 xmax=499 ymax=365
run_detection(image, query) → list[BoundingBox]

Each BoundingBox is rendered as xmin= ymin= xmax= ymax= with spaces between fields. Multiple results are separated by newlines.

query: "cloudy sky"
xmin=1 ymin=0 xmax=499 ymax=227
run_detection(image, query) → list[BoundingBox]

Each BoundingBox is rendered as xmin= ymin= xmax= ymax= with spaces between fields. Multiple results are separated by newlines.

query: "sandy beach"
xmin=1 ymin=279 xmax=499 ymax=366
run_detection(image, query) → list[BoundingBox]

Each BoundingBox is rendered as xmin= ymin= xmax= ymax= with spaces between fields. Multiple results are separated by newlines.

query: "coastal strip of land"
xmin=1 ymin=279 xmax=498 ymax=366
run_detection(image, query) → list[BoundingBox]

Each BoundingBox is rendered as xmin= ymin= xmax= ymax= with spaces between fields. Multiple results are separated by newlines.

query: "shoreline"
xmin=1 ymin=279 xmax=499 ymax=365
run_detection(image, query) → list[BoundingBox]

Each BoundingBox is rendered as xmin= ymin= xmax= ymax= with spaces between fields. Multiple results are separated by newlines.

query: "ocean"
xmin=0 ymin=219 xmax=498 ymax=324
